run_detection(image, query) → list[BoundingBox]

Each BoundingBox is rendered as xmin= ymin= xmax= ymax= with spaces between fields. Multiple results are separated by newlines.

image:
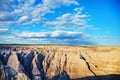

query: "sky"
xmin=0 ymin=0 xmax=120 ymax=45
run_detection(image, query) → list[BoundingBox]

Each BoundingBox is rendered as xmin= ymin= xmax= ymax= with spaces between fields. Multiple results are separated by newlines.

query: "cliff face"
xmin=0 ymin=46 xmax=120 ymax=80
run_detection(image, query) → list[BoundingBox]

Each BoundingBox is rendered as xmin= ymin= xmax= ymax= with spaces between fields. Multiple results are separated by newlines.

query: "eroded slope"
xmin=0 ymin=46 xmax=120 ymax=80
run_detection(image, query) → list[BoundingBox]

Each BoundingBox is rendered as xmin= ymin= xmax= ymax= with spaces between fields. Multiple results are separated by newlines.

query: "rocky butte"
xmin=0 ymin=45 xmax=120 ymax=80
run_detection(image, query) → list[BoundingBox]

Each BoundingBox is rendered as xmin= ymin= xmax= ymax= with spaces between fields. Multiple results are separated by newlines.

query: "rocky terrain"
xmin=0 ymin=45 xmax=120 ymax=80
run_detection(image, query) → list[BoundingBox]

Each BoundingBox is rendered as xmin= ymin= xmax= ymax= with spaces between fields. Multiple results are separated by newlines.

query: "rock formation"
xmin=7 ymin=51 xmax=25 ymax=73
xmin=0 ymin=46 xmax=120 ymax=80
xmin=32 ymin=53 xmax=44 ymax=80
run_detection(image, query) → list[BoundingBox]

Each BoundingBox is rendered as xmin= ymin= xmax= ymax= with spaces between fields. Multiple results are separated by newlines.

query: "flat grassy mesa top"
xmin=0 ymin=46 xmax=120 ymax=80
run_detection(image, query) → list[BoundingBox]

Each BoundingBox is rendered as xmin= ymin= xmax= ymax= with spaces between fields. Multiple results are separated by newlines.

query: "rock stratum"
xmin=0 ymin=46 xmax=120 ymax=80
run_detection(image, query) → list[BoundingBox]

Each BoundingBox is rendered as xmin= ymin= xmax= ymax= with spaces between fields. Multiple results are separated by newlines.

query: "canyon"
xmin=0 ymin=45 xmax=120 ymax=80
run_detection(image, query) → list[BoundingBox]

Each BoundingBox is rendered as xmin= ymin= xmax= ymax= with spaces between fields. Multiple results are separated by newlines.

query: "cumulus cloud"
xmin=0 ymin=0 xmax=79 ymax=26
xmin=43 ymin=0 xmax=79 ymax=8
xmin=19 ymin=31 xmax=49 ymax=38
xmin=0 ymin=29 xmax=93 ymax=44
xmin=0 ymin=28 xmax=18 ymax=36
xmin=18 ymin=15 xmax=29 ymax=23
xmin=0 ymin=28 xmax=9 ymax=34
xmin=18 ymin=30 xmax=88 ymax=38
xmin=44 ymin=7 xmax=88 ymax=31
xmin=0 ymin=28 xmax=8 ymax=32
xmin=13 ymin=30 xmax=91 ymax=44
xmin=0 ymin=0 xmax=95 ymax=44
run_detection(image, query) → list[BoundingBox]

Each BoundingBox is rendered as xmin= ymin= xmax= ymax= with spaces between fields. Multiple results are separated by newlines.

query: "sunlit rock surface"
xmin=0 ymin=46 xmax=120 ymax=80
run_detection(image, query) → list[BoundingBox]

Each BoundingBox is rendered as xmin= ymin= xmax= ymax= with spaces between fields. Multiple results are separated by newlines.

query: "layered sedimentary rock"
xmin=0 ymin=46 xmax=120 ymax=80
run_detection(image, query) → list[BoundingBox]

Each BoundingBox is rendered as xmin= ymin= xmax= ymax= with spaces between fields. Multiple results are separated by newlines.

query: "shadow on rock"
xmin=50 ymin=71 xmax=70 ymax=80
xmin=72 ymin=74 xmax=120 ymax=80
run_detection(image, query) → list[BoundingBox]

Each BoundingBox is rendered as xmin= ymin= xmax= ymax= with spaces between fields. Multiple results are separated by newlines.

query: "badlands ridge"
xmin=0 ymin=46 xmax=120 ymax=80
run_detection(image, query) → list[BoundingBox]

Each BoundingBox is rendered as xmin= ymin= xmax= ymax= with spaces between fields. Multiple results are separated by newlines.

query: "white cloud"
xmin=0 ymin=28 xmax=8 ymax=32
xmin=19 ymin=31 xmax=49 ymax=37
xmin=17 ymin=0 xmax=24 ymax=2
xmin=0 ymin=13 xmax=6 ymax=19
xmin=43 ymin=0 xmax=79 ymax=8
xmin=0 ymin=35 xmax=15 ymax=39
xmin=17 ymin=30 xmax=89 ymax=40
xmin=29 ymin=0 xmax=36 ymax=5
xmin=0 ymin=0 xmax=79 ymax=26
xmin=0 ymin=21 xmax=16 ymax=27
xmin=0 ymin=29 xmax=93 ymax=44
xmin=44 ymin=7 xmax=88 ymax=31
xmin=12 ymin=30 xmax=90 ymax=44
xmin=14 ymin=9 xmax=23 ymax=14
xmin=0 ymin=0 xmax=95 ymax=44
xmin=18 ymin=16 xmax=29 ymax=23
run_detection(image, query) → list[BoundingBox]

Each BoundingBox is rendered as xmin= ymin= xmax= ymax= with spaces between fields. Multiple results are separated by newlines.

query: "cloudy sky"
xmin=0 ymin=0 xmax=120 ymax=45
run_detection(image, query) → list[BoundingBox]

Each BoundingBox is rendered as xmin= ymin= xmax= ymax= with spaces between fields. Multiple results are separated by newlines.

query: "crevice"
xmin=17 ymin=51 xmax=35 ymax=80
xmin=0 ymin=52 xmax=11 ymax=65
xmin=44 ymin=50 xmax=56 ymax=74
xmin=85 ymin=52 xmax=93 ymax=61
xmin=32 ymin=53 xmax=45 ymax=80
xmin=85 ymin=53 xmax=109 ymax=75
xmin=80 ymin=54 xmax=98 ymax=78
xmin=63 ymin=54 xmax=67 ymax=71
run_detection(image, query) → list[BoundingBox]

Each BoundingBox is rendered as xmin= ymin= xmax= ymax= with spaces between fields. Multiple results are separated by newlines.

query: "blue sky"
xmin=0 ymin=0 xmax=120 ymax=45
